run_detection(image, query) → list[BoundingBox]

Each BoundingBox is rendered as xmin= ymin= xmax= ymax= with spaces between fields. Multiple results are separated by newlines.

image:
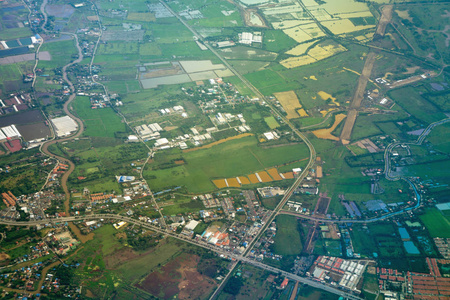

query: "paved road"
xmin=0 ymin=213 xmax=362 ymax=300
xmin=384 ymin=118 xmax=450 ymax=180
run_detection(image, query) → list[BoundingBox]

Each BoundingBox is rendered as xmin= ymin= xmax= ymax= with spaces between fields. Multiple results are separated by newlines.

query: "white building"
xmin=51 ymin=116 xmax=78 ymax=137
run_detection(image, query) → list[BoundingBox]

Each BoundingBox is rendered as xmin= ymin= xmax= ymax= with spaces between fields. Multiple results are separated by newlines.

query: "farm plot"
xmin=273 ymin=91 xmax=308 ymax=119
xmin=273 ymin=215 xmax=303 ymax=255
xmin=146 ymin=136 xmax=308 ymax=193
xmin=420 ymin=208 xmax=450 ymax=238
xmin=312 ymin=114 xmax=346 ymax=141
xmin=281 ymin=41 xmax=347 ymax=69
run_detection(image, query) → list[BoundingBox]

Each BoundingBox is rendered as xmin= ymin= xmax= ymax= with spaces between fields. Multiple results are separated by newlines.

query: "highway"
xmin=0 ymin=214 xmax=362 ymax=300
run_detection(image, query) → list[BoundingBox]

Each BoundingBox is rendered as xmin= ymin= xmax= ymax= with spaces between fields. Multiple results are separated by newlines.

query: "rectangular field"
xmin=420 ymin=208 xmax=450 ymax=238
xmin=145 ymin=136 xmax=308 ymax=192
xmin=273 ymin=90 xmax=303 ymax=119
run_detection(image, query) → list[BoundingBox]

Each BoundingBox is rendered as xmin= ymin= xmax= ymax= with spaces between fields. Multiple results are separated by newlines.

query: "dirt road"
xmin=339 ymin=5 xmax=393 ymax=144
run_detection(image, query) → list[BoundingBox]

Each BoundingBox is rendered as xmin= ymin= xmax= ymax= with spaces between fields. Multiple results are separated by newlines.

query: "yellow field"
xmin=127 ymin=12 xmax=156 ymax=22
xmin=213 ymin=179 xmax=227 ymax=189
xmin=320 ymin=108 xmax=337 ymax=117
xmin=226 ymin=177 xmax=240 ymax=187
xmin=283 ymin=23 xmax=325 ymax=43
xmin=280 ymin=55 xmax=317 ymax=69
xmin=267 ymin=168 xmax=283 ymax=181
xmin=282 ymin=172 xmax=294 ymax=179
xmin=286 ymin=41 xmax=317 ymax=56
xmin=312 ymin=114 xmax=347 ymax=141
xmin=248 ymin=174 xmax=260 ymax=184
xmin=272 ymin=20 xmax=307 ymax=30
xmin=308 ymin=44 xmax=347 ymax=61
xmin=183 ymin=133 xmax=253 ymax=153
xmin=318 ymin=91 xmax=340 ymax=106
xmin=281 ymin=42 xmax=346 ymax=69
xmin=297 ymin=108 xmax=309 ymax=117
xmin=322 ymin=19 xmax=375 ymax=35
xmin=212 ymin=166 xmax=294 ymax=189
xmin=238 ymin=176 xmax=250 ymax=185
xmin=258 ymin=171 xmax=273 ymax=183
xmin=274 ymin=91 xmax=305 ymax=119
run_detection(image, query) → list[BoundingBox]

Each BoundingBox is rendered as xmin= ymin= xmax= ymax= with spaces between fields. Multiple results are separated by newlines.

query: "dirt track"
xmin=339 ymin=5 xmax=393 ymax=144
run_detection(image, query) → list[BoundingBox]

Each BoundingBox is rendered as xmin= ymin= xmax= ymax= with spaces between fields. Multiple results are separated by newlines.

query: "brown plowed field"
xmin=248 ymin=174 xmax=260 ymax=184
xmin=257 ymin=171 xmax=273 ymax=183
xmin=267 ymin=168 xmax=283 ymax=180
xmin=226 ymin=177 xmax=240 ymax=187
xmin=238 ymin=176 xmax=250 ymax=184
xmin=283 ymin=172 xmax=294 ymax=179
xmin=212 ymin=179 xmax=227 ymax=189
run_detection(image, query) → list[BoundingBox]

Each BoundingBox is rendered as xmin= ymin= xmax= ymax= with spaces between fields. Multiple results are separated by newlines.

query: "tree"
xmin=223 ymin=276 xmax=243 ymax=295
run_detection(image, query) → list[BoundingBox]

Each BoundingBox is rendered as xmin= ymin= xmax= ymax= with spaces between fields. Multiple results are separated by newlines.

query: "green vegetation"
xmin=389 ymin=87 xmax=448 ymax=124
xmin=273 ymin=215 xmax=302 ymax=255
xmin=72 ymin=96 xmax=127 ymax=137
xmin=263 ymin=30 xmax=297 ymax=52
xmin=38 ymin=39 xmax=78 ymax=69
xmin=145 ymin=136 xmax=309 ymax=192
xmin=420 ymin=208 xmax=450 ymax=238
xmin=264 ymin=116 xmax=280 ymax=129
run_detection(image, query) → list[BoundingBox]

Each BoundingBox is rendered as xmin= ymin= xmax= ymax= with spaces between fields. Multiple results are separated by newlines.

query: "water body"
xmin=403 ymin=241 xmax=420 ymax=254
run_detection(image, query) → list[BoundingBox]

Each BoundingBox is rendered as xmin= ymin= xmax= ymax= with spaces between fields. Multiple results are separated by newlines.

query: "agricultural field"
xmin=419 ymin=209 xmax=450 ymax=238
xmin=273 ymin=215 xmax=303 ymax=255
xmin=72 ymin=96 xmax=127 ymax=138
xmin=144 ymin=136 xmax=309 ymax=193
xmin=274 ymin=91 xmax=308 ymax=119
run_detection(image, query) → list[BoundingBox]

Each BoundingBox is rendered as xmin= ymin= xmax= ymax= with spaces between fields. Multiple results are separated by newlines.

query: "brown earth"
xmin=105 ymin=246 xmax=139 ymax=269
xmin=340 ymin=5 xmax=393 ymax=144
xmin=376 ymin=5 xmax=393 ymax=36
xmin=135 ymin=254 xmax=216 ymax=300
xmin=0 ymin=253 xmax=10 ymax=261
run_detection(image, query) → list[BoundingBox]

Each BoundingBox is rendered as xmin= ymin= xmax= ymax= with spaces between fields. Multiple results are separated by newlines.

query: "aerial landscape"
xmin=0 ymin=0 xmax=449 ymax=299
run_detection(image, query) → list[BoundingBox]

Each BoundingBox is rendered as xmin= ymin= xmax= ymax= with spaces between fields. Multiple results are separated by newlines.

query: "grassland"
xmin=263 ymin=30 xmax=298 ymax=52
xmin=72 ymin=96 xmax=127 ymax=137
xmin=273 ymin=215 xmax=302 ymax=255
xmin=419 ymin=208 xmax=450 ymax=238
xmin=389 ymin=87 xmax=448 ymax=124
xmin=144 ymin=136 xmax=308 ymax=193
xmin=37 ymin=39 xmax=78 ymax=69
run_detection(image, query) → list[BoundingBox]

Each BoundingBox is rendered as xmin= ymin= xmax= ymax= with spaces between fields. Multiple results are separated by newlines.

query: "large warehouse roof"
xmin=51 ymin=116 xmax=78 ymax=137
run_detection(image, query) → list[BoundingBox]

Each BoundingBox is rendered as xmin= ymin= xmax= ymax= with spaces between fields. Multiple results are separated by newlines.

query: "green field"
xmin=389 ymin=87 xmax=448 ymax=124
xmin=264 ymin=116 xmax=280 ymax=129
xmin=72 ymin=96 xmax=127 ymax=137
xmin=419 ymin=208 xmax=450 ymax=238
xmin=263 ymin=30 xmax=298 ymax=53
xmin=37 ymin=39 xmax=78 ymax=69
xmin=273 ymin=215 xmax=302 ymax=255
xmin=144 ymin=136 xmax=309 ymax=192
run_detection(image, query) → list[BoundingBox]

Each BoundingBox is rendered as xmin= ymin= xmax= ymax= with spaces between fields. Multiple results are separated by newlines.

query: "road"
xmin=339 ymin=5 xmax=393 ymax=144
xmin=384 ymin=117 xmax=450 ymax=181
xmin=0 ymin=213 xmax=362 ymax=300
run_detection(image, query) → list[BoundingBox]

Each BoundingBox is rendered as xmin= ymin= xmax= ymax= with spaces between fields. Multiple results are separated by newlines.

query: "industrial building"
xmin=51 ymin=116 xmax=78 ymax=137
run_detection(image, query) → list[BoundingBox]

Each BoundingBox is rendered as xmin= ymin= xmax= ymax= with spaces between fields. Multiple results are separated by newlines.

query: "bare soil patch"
xmin=105 ymin=246 xmax=139 ymax=269
xmin=135 ymin=254 xmax=216 ymax=299
xmin=0 ymin=253 xmax=10 ymax=261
